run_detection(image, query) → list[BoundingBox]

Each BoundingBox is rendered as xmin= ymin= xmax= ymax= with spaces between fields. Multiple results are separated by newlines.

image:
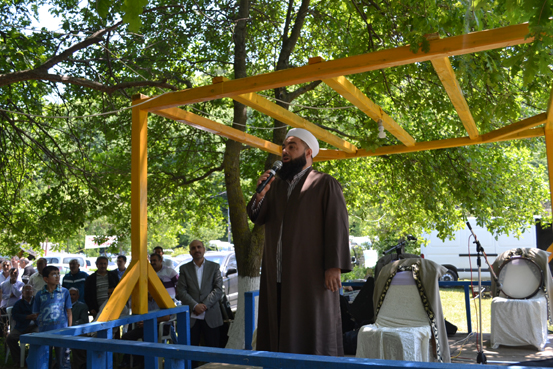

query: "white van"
xmin=420 ymin=218 xmax=543 ymax=281
xmin=42 ymin=253 xmax=89 ymax=274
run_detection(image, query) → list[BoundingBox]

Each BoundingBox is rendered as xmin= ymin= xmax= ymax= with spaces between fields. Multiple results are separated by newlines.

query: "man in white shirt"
xmin=176 ymin=240 xmax=223 ymax=349
xmin=27 ymin=258 xmax=47 ymax=295
xmin=150 ymin=253 xmax=178 ymax=299
xmin=1 ymin=268 xmax=24 ymax=308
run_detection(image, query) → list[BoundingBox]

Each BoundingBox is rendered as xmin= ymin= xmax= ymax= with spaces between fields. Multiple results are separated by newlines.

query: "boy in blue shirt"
xmin=32 ymin=265 xmax=73 ymax=369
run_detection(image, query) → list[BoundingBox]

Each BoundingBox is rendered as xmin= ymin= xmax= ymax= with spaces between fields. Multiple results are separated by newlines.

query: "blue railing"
xmin=21 ymin=305 xmax=190 ymax=369
xmin=20 ymin=289 xmax=546 ymax=369
xmin=20 ymin=332 xmax=526 ymax=369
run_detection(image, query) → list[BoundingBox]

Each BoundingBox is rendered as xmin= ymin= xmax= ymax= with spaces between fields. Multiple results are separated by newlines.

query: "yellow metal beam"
xmin=131 ymin=95 xmax=150 ymax=315
xmin=314 ymin=126 xmax=544 ymax=161
xmin=97 ymin=261 xmax=140 ymax=322
xmin=545 ymin=126 xmax=553 ymax=211
xmin=319 ymin=74 xmax=415 ymax=147
xmin=153 ymin=105 xmax=282 ymax=156
xmin=481 ymin=113 xmax=546 ymax=142
xmin=547 ymin=83 xmax=553 ymax=130
xmin=430 ymin=57 xmax=479 ymax=139
xmin=225 ymin=87 xmax=357 ymax=153
xmin=139 ymin=23 xmax=532 ymax=112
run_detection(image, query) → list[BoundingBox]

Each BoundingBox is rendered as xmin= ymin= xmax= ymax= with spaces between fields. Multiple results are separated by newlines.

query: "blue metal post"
xmin=244 ymin=291 xmax=258 ymax=350
xmin=97 ymin=328 xmax=113 ymax=369
xmin=464 ymin=284 xmax=472 ymax=333
xmin=87 ymin=350 xmax=107 ymax=368
xmin=27 ymin=344 xmax=49 ymax=369
xmin=165 ymin=358 xmax=186 ymax=369
xmin=177 ymin=309 xmax=191 ymax=369
xmin=143 ymin=317 xmax=159 ymax=369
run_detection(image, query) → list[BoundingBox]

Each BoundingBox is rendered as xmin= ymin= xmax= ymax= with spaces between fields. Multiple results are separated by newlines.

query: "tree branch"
xmin=287 ymin=80 xmax=322 ymax=101
xmin=1 ymin=71 xmax=178 ymax=93
xmin=39 ymin=23 xmax=122 ymax=72
xmin=276 ymin=0 xmax=310 ymax=70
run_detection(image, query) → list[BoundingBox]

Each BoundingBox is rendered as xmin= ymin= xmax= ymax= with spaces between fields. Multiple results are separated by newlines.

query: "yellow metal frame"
xmin=101 ymin=23 xmax=553 ymax=320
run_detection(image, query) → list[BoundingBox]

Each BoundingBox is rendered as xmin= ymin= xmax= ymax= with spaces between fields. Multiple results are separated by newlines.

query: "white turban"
xmin=285 ymin=128 xmax=319 ymax=158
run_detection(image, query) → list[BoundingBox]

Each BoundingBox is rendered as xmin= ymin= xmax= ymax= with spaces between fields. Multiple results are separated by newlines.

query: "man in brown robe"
xmin=247 ymin=128 xmax=352 ymax=356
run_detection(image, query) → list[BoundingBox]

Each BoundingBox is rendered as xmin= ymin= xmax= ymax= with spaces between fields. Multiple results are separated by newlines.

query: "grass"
xmin=440 ymin=286 xmax=492 ymax=333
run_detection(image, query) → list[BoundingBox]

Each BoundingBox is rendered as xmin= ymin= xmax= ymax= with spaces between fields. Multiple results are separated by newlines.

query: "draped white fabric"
xmin=356 ymin=271 xmax=434 ymax=362
xmin=491 ymin=291 xmax=549 ymax=350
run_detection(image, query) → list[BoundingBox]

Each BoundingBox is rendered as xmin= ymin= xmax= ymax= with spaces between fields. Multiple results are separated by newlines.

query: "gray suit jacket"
xmin=176 ymin=259 xmax=223 ymax=328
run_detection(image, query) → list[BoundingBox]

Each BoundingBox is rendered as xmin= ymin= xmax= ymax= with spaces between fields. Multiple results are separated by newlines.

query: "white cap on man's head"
xmin=285 ymin=128 xmax=319 ymax=158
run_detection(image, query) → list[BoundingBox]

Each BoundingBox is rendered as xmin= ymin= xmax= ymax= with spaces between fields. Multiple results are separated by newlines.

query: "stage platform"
xmin=199 ymin=332 xmax=553 ymax=368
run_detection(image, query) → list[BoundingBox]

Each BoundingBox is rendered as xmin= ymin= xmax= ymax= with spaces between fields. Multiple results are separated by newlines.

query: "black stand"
xmin=382 ymin=241 xmax=405 ymax=261
xmin=467 ymin=222 xmax=487 ymax=365
xmin=382 ymin=235 xmax=417 ymax=261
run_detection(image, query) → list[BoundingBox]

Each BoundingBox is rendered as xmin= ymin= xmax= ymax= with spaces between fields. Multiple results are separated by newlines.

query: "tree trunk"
xmin=226 ymin=0 xmax=313 ymax=349
xmin=225 ymin=0 xmax=264 ymax=349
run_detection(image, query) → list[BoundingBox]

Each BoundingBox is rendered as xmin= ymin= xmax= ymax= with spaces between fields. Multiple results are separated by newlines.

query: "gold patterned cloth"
xmin=373 ymin=258 xmax=451 ymax=363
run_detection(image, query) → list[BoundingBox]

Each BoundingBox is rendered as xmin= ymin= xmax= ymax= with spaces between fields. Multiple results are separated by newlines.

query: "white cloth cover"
xmin=356 ymin=324 xmax=432 ymax=361
xmin=356 ymin=272 xmax=433 ymax=362
xmin=491 ymin=291 xmax=549 ymax=350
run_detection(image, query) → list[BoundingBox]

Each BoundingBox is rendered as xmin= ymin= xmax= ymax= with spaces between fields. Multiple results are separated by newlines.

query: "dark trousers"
xmin=190 ymin=319 xmax=220 ymax=368
xmin=190 ymin=319 xmax=220 ymax=347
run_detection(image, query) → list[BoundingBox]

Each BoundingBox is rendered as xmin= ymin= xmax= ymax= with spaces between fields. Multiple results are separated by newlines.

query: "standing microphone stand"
xmin=467 ymin=222 xmax=487 ymax=364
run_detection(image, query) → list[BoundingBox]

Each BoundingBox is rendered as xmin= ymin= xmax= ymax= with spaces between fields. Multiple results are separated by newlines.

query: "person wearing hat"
xmin=247 ymin=128 xmax=352 ymax=356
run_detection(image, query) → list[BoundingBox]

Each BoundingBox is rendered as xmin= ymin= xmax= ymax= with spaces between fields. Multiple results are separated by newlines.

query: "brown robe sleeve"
xmin=322 ymin=177 xmax=352 ymax=273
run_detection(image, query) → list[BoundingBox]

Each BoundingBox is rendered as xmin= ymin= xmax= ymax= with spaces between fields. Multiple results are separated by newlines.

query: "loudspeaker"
xmin=349 ymin=277 xmax=375 ymax=326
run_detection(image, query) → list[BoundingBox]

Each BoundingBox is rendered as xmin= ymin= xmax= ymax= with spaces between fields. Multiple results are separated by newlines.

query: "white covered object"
xmin=356 ymin=271 xmax=433 ymax=362
xmin=491 ymin=292 xmax=549 ymax=350
xmin=356 ymin=324 xmax=432 ymax=361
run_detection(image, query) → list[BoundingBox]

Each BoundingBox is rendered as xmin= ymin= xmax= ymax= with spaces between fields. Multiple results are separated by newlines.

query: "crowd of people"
xmin=1 ymin=241 xmax=223 ymax=369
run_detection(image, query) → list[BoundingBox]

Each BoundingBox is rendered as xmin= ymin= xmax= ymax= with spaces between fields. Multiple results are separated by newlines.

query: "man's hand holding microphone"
xmin=255 ymin=161 xmax=282 ymax=202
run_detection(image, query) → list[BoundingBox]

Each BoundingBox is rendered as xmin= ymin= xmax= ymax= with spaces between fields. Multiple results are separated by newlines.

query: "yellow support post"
xmin=317 ymin=72 xmax=416 ymax=147
xmin=131 ymin=94 xmax=149 ymax=315
xmin=152 ymin=105 xmax=282 ymax=156
xmin=97 ymin=264 xmax=139 ymax=322
xmin=138 ymin=24 xmax=533 ymax=112
xmin=216 ymin=76 xmax=357 ymax=153
xmin=148 ymin=263 xmax=175 ymax=309
xmin=233 ymin=92 xmax=358 ymax=153
xmin=430 ymin=58 xmax=479 ymax=139
xmin=546 ymin=83 xmax=553 ymax=216
xmin=481 ymin=113 xmax=546 ymax=142
xmin=314 ymin=127 xmax=543 ymax=161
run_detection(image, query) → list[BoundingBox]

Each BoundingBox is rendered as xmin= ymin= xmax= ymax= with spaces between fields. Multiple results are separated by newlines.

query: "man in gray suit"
xmin=176 ymin=239 xmax=223 ymax=348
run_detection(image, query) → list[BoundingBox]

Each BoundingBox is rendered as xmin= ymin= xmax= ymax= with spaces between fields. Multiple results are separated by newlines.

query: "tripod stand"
xmin=466 ymin=221 xmax=487 ymax=364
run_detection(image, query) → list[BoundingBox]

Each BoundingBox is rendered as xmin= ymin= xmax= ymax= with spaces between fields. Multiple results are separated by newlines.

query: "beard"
xmin=278 ymin=153 xmax=307 ymax=181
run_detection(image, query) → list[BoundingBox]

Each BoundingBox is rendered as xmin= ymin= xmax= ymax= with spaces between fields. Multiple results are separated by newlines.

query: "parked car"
xmin=47 ymin=263 xmax=71 ymax=276
xmin=42 ymin=253 xmax=89 ymax=274
xmin=174 ymin=251 xmax=238 ymax=311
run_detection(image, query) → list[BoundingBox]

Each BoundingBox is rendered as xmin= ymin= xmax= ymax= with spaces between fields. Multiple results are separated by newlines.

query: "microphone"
xmin=256 ymin=161 xmax=283 ymax=194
